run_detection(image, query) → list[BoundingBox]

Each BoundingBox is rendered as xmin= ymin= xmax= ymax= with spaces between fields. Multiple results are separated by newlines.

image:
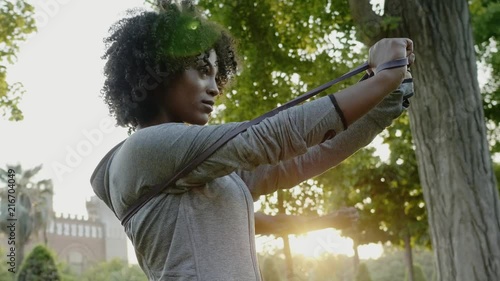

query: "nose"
xmin=207 ymin=77 xmax=220 ymax=97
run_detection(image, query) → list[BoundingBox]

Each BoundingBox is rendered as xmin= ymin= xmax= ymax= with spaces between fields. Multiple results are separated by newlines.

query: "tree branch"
xmin=348 ymin=0 xmax=386 ymax=46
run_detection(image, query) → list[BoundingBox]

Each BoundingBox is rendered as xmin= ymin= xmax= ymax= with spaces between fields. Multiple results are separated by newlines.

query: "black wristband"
xmin=328 ymin=94 xmax=348 ymax=130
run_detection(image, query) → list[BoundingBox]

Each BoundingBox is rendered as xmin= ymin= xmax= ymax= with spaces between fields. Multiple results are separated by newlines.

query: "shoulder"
xmin=118 ymin=122 xmax=242 ymax=163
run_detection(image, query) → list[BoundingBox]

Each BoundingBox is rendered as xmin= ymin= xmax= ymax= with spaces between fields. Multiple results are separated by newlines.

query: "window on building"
xmin=48 ymin=221 xmax=55 ymax=234
xmin=64 ymin=223 xmax=70 ymax=236
xmin=56 ymin=223 xmax=62 ymax=235
xmin=78 ymin=225 xmax=84 ymax=237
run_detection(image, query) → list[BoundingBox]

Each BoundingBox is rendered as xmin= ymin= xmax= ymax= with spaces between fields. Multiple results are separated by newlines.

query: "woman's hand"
xmin=368 ymin=38 xmax=414 ymax=76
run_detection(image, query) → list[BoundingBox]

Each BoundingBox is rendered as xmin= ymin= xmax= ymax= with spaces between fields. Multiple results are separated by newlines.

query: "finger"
xmin=405 ymin=38 xmax=414 ymax=57
xmin=408 ymin=53 xmax=416 ymax=66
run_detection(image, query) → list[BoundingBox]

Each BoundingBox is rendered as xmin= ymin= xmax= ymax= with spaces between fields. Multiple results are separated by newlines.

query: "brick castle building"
xmin=3 ymin=196 xmax=129 ymax=274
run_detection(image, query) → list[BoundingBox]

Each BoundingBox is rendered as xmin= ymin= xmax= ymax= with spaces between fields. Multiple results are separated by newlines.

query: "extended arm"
xmin=183 ymin=71 xmax=407 ymax=184
xmin=238 ymin=75 xmax=413 ymax=198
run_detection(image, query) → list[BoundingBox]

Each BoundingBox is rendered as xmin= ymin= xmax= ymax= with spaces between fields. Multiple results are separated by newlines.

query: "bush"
xmin=81 ymin=259 xmax=147 ymax=281
xmin=17 ymin=245 xmax=61 ymax=281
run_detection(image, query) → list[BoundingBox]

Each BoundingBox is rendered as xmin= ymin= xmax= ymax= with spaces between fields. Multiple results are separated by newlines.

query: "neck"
xmin=137 ymin=114 xmax=171 ymax=130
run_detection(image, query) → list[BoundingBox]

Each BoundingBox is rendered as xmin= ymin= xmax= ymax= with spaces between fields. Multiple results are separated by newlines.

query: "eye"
xmin=198 ymin=64 xmax=210 ymax=75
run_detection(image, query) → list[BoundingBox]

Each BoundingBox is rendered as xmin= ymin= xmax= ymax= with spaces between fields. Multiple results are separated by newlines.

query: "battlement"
xmin=55 ymin=212 xmax=91 ymax=221
xmin=48 ymin=213 xmax=105 ymax=239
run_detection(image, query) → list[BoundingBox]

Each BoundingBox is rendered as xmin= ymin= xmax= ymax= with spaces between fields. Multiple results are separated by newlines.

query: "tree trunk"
xmin=278 ymin=190 xmax=294 ymax=280
xmin=404 ymin=230 xmax=414 ymax=281
xmin=17 ymin=243 xmax=24 ymax=273
xmin=282 ymin=235 xmax=294 ymax=281
xmin=348 ymin=0 xmax=500 ymax=280
xmin=353 ymin=238 xmax=360 ymax=274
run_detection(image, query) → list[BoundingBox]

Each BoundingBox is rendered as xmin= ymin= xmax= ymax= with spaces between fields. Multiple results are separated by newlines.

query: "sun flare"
xmin=256 ymin=229 xmax=383 ymax=260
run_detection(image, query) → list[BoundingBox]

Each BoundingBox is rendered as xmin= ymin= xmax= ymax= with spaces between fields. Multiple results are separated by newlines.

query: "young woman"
xmin=91 ymin=1 xmax=414 ymax=280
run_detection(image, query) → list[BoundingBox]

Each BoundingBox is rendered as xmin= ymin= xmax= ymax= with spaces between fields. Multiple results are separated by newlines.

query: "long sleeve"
xmin=237 ymin=86 xmax=408 ymax=199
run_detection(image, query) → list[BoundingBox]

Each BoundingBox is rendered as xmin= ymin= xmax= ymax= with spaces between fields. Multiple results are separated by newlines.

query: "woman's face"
xmin=161 ymin=49 xmax=220 ymax=125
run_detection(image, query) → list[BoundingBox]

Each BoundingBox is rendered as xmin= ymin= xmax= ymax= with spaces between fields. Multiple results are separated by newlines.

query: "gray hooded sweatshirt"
xmin=90 ymin=84 xmax=410 ymax=281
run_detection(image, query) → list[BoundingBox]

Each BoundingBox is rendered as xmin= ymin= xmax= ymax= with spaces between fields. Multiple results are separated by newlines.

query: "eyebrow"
xmin=196 ymin=57 xmax=218 ymax=74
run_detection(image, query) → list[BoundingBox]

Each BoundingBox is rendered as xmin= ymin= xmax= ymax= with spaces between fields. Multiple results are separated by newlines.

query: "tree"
xmin=0 ymin=0 xmax=36 ymax=121
xmin=0 ymin=164 xmax=54 ymax=267
xmin=17 ymin=245 xmax=61 ymax=281
xmin=348 ymin=0 xmax=500 ymax=280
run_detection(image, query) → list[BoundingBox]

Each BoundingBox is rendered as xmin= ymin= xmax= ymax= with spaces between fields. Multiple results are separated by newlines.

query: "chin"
xmin=189 ymin=114 xmax=210 ymax=125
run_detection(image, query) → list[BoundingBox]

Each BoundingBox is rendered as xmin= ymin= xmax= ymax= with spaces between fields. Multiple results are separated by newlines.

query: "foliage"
xmin=0 ymin=164 xmax=53 ymax=266
xmin=312 ymin=114 xmax=429 ymax=279
xmin=495 ymin=162 xmax=500 ymax=190
xmin=258 ymin=252 xmax=356 ymax=281
xmin=366 ymin=246 xmax=435 ymax=281
xmin=198 ymin=0 xmax=364 ymax=123
xmin=316 ymin=116 xmax=429 ymax=250
xmin=380 ymin=115 xmax=429 ymax=247
xmin=355 ymin=263 xmax=373 ymax=281
xmin=0 ymin=245 xmax=145 ymax=281
xmin=55 ymin=261 xmax=79 ymax=281
xmin=470 ymin=0 xmax=500 ymax=154
xmin=0 ymin=0 xmax=37 ymax=121
xmin=81 ymin=259 xmax=147 ymax=281
xmin=17 ymin=245 xmax=61 ymax=281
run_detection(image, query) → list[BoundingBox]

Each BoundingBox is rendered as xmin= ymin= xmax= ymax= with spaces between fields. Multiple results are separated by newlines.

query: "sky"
xmin=1 ymin=0 xmax=392 ymax=263
xmin=2 ymin=0 xmax=146 ymax=217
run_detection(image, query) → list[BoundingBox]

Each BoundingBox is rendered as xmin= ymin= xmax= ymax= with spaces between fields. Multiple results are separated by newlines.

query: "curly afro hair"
xmin=101 ymin=1 xmax=238 ymax=130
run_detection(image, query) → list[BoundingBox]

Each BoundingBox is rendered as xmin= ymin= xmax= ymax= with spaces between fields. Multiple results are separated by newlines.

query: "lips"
xmin=201 ymin=100 xmax=214 ymax=113
xmin=202 ymin=100 xmax=215 ymax=106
